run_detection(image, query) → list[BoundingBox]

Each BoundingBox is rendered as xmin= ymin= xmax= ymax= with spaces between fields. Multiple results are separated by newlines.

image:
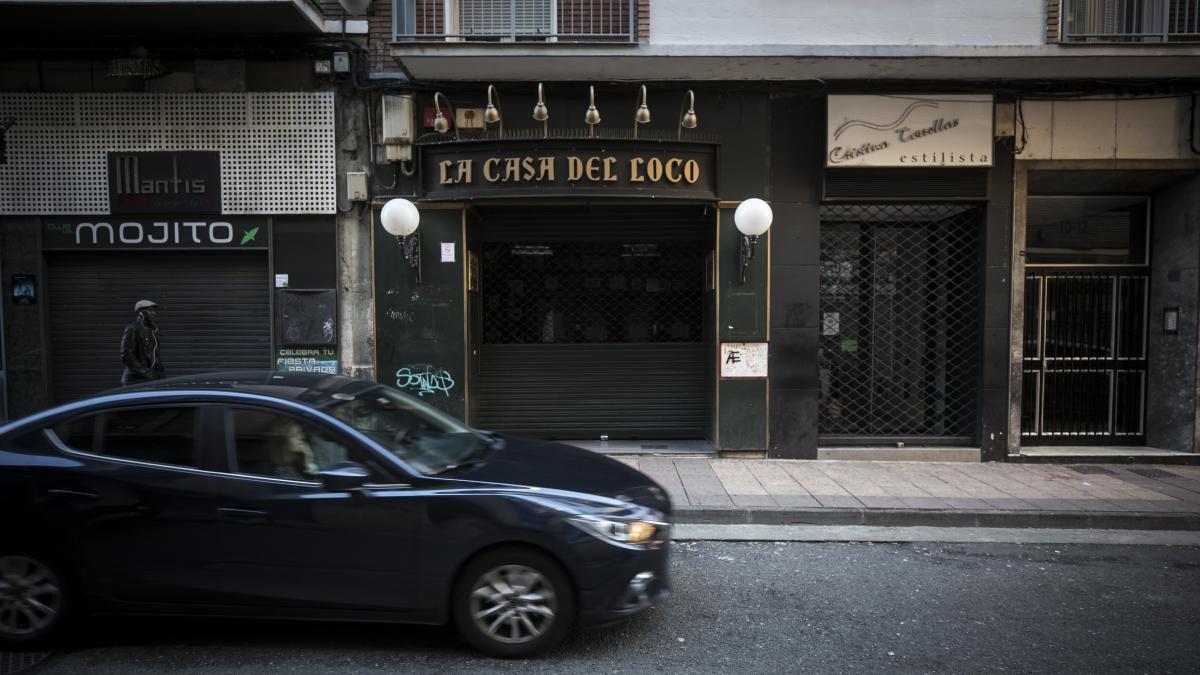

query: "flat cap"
xmin=133 ymin=299 xmax=159 ymax=311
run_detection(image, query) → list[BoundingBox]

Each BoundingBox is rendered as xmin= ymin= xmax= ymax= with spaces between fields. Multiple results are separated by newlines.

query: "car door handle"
xmin=216 ymin=507 xmax=270 ymax=523
xmin=46 ymin=489 xmax=100 ymax=501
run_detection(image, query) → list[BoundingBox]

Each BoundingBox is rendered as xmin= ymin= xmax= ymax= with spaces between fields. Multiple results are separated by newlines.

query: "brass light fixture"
xmin=678 ymin=89 xmax=697 ymax=140
xmin=633 ymin=85 xmax=650 ymax=138
xmin=532 ymin=82 xmax=549 ymax=138
xmin=584 ymin=85 xmax=601 ymax=137
xmin=432 ymin=92 xmax=457 ymax=140
xmin=484 ymin=84 xmax=503 ymax=138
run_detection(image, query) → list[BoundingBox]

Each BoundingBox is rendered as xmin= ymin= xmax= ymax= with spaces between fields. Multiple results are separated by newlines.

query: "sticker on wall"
xmin=721 ymin=342 xmax=768 ymax=378
xmin=275 ymin=347 xmax=338 ymax=374
xmin=441 ymin=242 xmax=456 ymax=263
xmin=275 ymin=274 xmax=289 ymax=288
xmin=10 ymin=274 xmax=36 ymax=304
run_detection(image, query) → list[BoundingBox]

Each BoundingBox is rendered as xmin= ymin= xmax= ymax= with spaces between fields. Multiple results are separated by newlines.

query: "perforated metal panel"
xmin=0 ymin=93 xmax=335 ymax=215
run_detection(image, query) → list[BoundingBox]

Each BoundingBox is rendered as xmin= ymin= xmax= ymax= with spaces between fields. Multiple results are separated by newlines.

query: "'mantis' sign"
xmin=107 ymin=151 xmax=222 ymax=213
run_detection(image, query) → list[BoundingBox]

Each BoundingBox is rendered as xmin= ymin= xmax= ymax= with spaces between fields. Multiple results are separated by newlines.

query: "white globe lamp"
xmin=733 ymin=198 xmax=772 ymax=285
xmin=380 ymin=198 xmax=420 ymax=237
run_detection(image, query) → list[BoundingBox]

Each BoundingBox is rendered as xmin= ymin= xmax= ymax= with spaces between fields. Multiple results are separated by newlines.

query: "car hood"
xmin=451 ymin=434 xmax=670 ymax=512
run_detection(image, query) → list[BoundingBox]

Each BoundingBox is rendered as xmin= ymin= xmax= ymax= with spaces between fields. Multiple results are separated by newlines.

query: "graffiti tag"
xmin=396 ymin=365 xmax=456 ymax=397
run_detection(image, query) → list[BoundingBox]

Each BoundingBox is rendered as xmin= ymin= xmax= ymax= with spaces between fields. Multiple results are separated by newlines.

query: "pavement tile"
xmin=711 ymin=460 xmax=773 ymax=500
xmin=857 ymin=496 xmax=908 ymax=509
xmin=778 ymin=463 xmax=858 ymax=500
xmin=1113 ymin=472 xmax=1200 ymax=504
xmin=811 ymin=494 xmax=865 ymax=508
xmin=672 ymin=459 xmax=733 ymax=507
xmin=744 ymin=462 xmax=822 ymax=508
xmin=635 ymin=458 xmax=690 ymax=507
xmin=942 ymin=498 xmax=997 ymax=510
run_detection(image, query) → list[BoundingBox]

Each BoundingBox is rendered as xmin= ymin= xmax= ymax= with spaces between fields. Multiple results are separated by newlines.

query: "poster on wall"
xmin=827 ymin=95 xmax=994 ymax=168
xmin=275 ymin=347 xmax=339 ymax=374
xmin=721 ymin=342 xmax=768 ymax=379
xmin=10 ymin=275 xmax=35 ymax=304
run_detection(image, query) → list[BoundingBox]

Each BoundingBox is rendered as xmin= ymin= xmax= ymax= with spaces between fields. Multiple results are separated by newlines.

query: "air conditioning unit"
xmin=381 ymin=95 xmax=414 ymax=162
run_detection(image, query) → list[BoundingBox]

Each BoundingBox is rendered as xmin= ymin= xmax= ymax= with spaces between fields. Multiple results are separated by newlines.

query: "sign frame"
xmin=826 ymin=95 xmax=995 ymax=168
xmin=108 ymin=151 xmax=222 ymax=214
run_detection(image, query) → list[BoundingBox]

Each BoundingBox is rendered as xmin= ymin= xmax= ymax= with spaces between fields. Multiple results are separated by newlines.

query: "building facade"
xmin=2 ymin=0 xmax=1198 ymax=462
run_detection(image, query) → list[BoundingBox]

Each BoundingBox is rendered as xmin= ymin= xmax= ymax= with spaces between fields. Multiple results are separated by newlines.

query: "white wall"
xmin=1013 ymin=97 xmax=1195 ymax=160
xmin=651 ymin=0 xmax=1047 ymax=46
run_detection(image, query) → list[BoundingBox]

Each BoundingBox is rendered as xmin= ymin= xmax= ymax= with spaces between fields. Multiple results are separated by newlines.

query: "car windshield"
xmin=319 ymin=386 xmax=488 ymax=476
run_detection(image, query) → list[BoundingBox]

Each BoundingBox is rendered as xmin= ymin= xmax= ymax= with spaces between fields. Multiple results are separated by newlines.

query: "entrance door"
xmin=471 ymin=205 xmax=711 ymax=440
xmin=1020 ymin=196 xmax=1150 ymax=445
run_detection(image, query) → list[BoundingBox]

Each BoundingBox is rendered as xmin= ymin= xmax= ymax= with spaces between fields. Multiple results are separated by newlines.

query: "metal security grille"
xmin=0 ymin=93 xmax=335 ymax=214
xmin=1021 ymin=271 xmax=1148 ymax=444
xmin=818 ymin=204 xmax=983 ymax=443
xmin=480 ymin=241 xmax=704 ymax=345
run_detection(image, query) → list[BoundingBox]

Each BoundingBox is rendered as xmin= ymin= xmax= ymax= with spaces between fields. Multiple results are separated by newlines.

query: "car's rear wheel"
xmin=452 ymin=547 xmax=575 ymax=658
xmin=0 ymin=551 xmax=75 ymax=650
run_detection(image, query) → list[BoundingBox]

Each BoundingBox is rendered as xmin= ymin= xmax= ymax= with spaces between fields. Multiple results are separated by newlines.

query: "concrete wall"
xmin=651 ymin=0 xmax=1046 ymax=46
xmin=1147 ymin=175 xmax=1200 ymax=452
xmin=1014 ymin=98 xmax=1195 ymax=161
xmin=0 ymin=218 xmax=48 ymax=419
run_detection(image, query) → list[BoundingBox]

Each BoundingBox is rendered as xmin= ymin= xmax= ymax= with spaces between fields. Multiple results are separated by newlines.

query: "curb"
xmin=673 ymin=506 xmax=1200 ymax=531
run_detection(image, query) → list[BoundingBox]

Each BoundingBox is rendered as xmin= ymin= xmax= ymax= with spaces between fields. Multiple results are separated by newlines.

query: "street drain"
xmin=1069 ymin=466 xmax=1117 ymax=476
xmin=1128 ymin=468 xmax=1179 ymax=479
xmin=1 ymin=651 xmax=54 ymax=675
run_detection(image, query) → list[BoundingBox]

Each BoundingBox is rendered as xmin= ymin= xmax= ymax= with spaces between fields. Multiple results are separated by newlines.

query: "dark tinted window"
xmin=54 ymin=407 xmax=198 ymax=468
xmin=229 ymin=408 xmax=364 ymax=481
xmin=1026 ymin=197 xmax=1149 ymax=265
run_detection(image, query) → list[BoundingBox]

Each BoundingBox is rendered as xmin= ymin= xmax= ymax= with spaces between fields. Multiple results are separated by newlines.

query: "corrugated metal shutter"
xmin=459 ymin=0 xmax=551 ymax=36
xmin=477 ymin=343 xmax=706 ymax=439
xmin=46 ymin=251 xmax=271 ymax=403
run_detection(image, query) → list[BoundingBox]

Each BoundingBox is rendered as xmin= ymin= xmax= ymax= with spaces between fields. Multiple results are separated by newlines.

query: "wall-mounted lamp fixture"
xmin=678 ymin=90 xmax=697 ymax=140
xmin=432 ymin=92 xmax=456 ymax=140
xmin=734 ymin=198 xmax=773 ymax=285
xmin=381 ymin=197 xmax=422 ymax=283
xmin=484 ymin=84 xmax=503 ymax=138
xmin=532 ymin=83 xmax=549 ymax=138
xmin=585 ymin=85 xmax=601 ymax=137
xmin=633 ymin=85 xmax=650 ymax=139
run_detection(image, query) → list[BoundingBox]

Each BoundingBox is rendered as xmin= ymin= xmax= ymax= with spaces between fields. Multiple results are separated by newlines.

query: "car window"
xmin=53 ymin=407 xmax=198 ymax=468
xmin=228 ymin=408 xmax=378 ymax=482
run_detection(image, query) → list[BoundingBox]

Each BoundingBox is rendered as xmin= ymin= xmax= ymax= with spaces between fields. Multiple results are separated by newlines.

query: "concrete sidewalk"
xmin=611 ymin=457 xmax=1200 ymax=530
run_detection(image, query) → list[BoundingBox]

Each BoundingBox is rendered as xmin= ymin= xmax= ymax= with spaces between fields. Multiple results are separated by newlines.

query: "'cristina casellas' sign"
xmin=42 ymin=217 xmax=266 ymax=250
xmin=108 ymin=151 xmax=221 ymax=213
xmin=826 ymin=95 xmax=994 ymax=168
xmin=419 ymin=140 xmax=716 ymax=200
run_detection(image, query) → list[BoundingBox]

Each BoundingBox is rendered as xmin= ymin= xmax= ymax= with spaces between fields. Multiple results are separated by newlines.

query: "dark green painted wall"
xmin=717 ymin=205 xmax=769 ymax=451
xmin=373 ymin=207 xmax=466 ymax=419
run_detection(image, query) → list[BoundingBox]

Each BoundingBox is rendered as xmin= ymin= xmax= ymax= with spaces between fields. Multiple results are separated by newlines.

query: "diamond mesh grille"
xmin=481 ymin=240 xmax=705 ymax=344
xmin=818 ymin=204 xmax=983 ymax=439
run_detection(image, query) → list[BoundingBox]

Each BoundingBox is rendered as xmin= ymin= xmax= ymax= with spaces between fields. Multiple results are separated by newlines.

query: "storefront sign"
xmin=420 ymin=140 xmax=717 ymax=200
xmin=42 ymin=217 xmax=266 ymax=250
xmin=827 ymin=95 xmax=993 ymax=168
xmin=275 ymin=347 xmax=339 ymax=374
xmin=108 ymin=151 xmax=221 ymax=213
xmin=721 ymin=342 xmax=768 ymax=379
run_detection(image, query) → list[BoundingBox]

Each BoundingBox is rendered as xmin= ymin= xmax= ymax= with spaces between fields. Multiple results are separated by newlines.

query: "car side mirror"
xmin=318 ymin=461 xmax=371 ymax=492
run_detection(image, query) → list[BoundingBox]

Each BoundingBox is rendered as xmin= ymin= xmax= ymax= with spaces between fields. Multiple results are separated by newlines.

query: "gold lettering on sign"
xmin=585 ymin=157 xmax=601 ymax=181
xmin=503 ymin=157 xmax=520 ymax=182
xmin=440 ymin=159 xmax=473 ymax=184
xmin=629 ymin=157 xmax=645 ymax=183
xmin=521 ymin=157 xmax=537 ymax=181
xmin=439 ymin=160 xmax=454 ymax=185
xmin=646 ymin=157 xmax=663 ymax=182
xmin=567 ymin=156 xmax=584 ymax=182
xmin=603 ymin=156 xmax=618 ymax=182
xmin=684 ymin=159 xmax=700 ymax=184
xmin=483 ymin=158 xmax=501 ymax=182
xmin=665 ymin=158 xmax=683 ymax=184
xmin=537 ymin=157 xmax=555 ymax=181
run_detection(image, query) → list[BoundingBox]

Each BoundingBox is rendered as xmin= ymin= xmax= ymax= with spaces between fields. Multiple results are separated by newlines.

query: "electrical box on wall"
xmin=332 ymin=52 xmax=351 ymax=74
xmin=346 ymin=171 xmax=368 ymax=202
xmin=382 ymin=95 xmax=414 ymax=162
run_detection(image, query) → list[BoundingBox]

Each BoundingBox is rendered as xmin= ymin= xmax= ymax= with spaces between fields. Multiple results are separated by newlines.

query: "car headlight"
xmin=567 ymin=515 xmax=667 ymax=547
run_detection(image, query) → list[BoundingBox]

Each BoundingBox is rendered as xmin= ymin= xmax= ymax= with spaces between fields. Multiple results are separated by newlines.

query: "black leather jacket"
xmin=120 ymin=313 xmax=164 ymax=384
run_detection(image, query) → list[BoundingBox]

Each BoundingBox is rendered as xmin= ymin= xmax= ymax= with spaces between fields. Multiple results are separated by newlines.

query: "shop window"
xmin=1025 ymin=196 xmax=1149 ymax=265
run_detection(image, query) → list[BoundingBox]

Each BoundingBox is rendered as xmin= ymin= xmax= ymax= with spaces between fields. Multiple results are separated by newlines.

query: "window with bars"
xmin=818 ymin=204 xmax=984 ymax=442
xmin=1060 ymin=0 xmax=1200 ymax=42
xmin=397 ymin=0 xmax=637 ymax=41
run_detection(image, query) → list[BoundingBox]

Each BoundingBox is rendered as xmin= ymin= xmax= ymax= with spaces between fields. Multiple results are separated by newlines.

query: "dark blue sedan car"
xmin=0 ymin=372 xmax=671 ymax=657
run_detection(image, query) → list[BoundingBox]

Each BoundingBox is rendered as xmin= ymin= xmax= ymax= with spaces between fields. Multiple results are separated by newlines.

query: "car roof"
xmin=114 ymin=370 xmax=382 ymax=406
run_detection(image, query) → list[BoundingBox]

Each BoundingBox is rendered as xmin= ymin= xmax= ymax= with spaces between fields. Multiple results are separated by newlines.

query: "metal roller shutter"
xmin=47 ymin=251 xmax=271 ymax=403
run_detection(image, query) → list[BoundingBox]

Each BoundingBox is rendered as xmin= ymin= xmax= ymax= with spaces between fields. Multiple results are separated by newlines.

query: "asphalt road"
xmin=23 ymin=540 xmax=1200 ymax=674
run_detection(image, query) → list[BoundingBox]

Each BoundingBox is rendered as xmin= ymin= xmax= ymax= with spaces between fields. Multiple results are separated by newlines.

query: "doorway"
xmin=468 ymin=205 xmax=714 ymax=440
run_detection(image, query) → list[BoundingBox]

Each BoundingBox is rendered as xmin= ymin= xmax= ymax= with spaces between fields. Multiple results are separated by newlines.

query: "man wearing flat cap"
xmin=121 ymin=300 xmax=165 ymax=385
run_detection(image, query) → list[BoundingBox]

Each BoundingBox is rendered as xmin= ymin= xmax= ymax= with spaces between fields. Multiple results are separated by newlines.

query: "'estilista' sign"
xmin=826 ymin=95 xmax=994 ymax=168
xmin=419 ymin=139 xmax=717 ymax=200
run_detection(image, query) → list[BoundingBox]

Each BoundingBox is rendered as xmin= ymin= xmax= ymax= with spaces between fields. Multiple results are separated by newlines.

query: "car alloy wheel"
xmin=0 ymin=555 xmax=63 ymax=641
xmin=469 ymin=564 xmax=557 ymax=644
xmin=453 ymin=548 xmax=575 ymax=657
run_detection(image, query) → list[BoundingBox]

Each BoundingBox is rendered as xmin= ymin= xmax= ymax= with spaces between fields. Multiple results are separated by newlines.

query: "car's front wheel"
xmin=0 ymin=551 xmax=75 ymax=650
xmin=452 ymin=547 xmax=575 ymax=658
